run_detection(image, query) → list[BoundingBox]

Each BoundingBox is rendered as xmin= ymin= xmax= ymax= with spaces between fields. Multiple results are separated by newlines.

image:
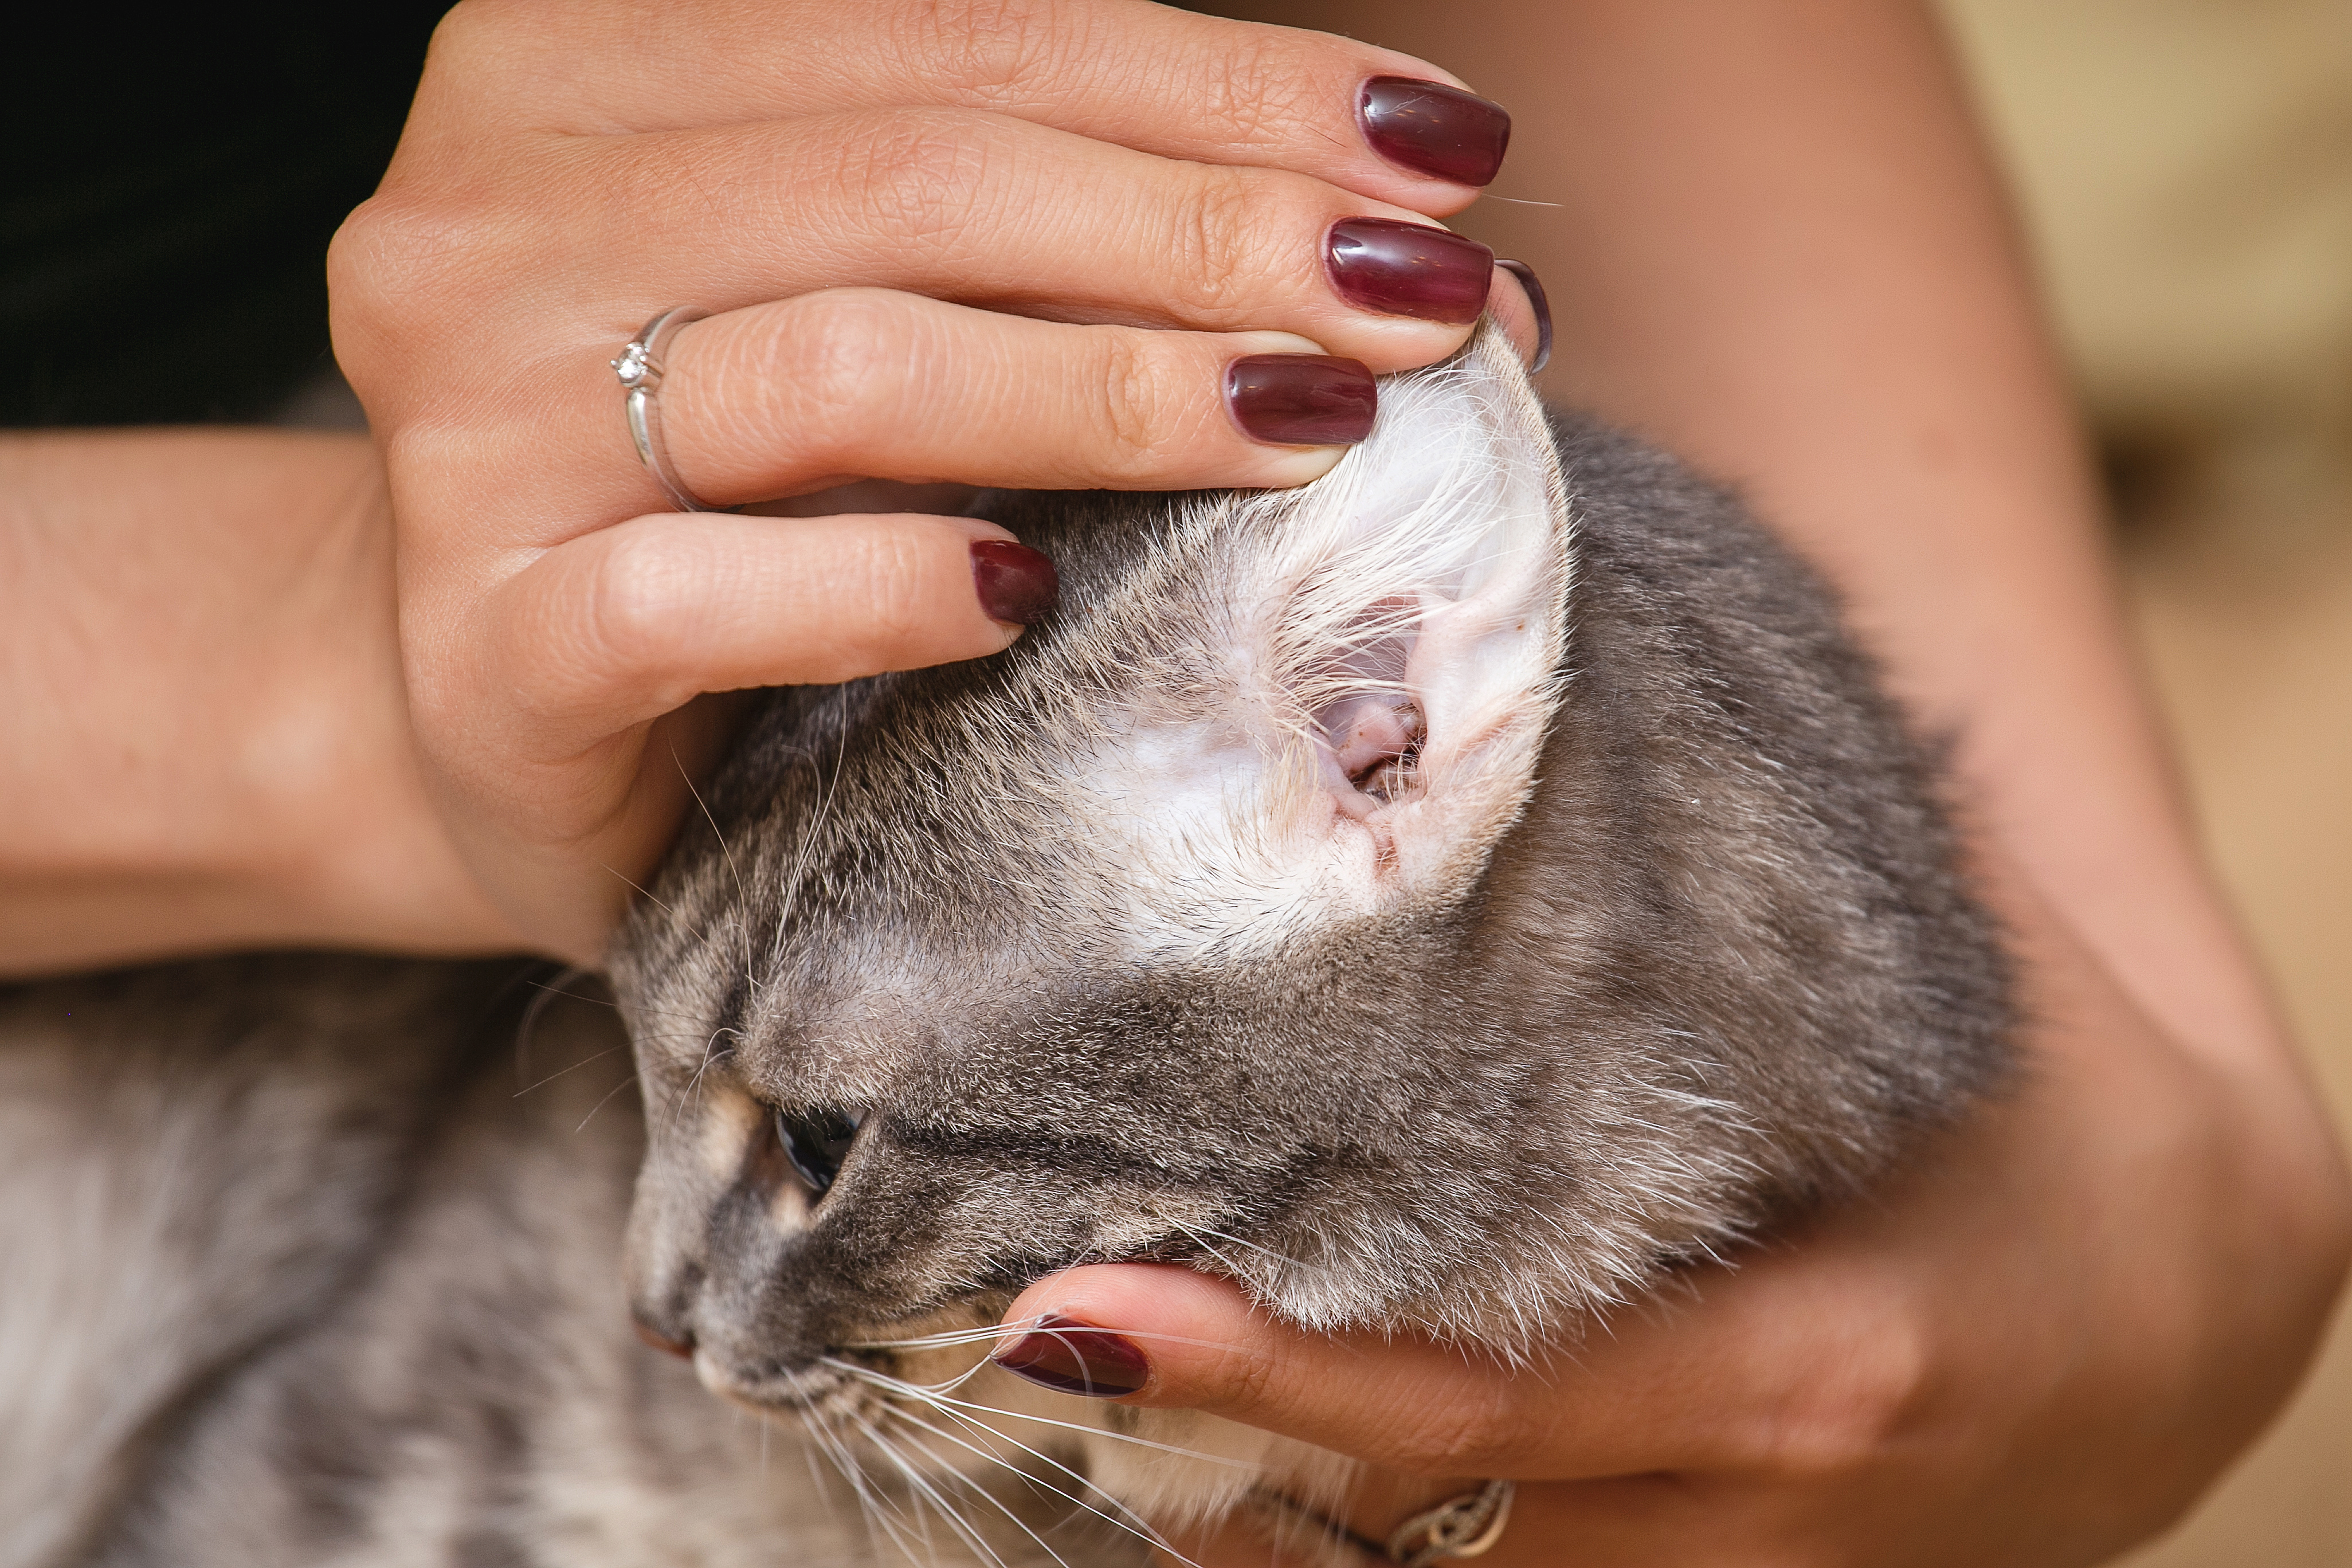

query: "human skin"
xmin=2 ymin=0 xmax=2345 ymax=1560
xmin=2 ymin=0 xmax=1529 ymax=974
xmin=327 ymin=0 xmax=1536 ymax=967
xmin=987 ymin=2 xmax=2352 ymax=1562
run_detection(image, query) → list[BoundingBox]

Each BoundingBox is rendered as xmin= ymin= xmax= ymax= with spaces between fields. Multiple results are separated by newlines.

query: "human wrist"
xmin=0 ymin=429 xmax=521 ymax=975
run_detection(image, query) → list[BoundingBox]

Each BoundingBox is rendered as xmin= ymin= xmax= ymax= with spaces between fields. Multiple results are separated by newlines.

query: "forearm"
xmin=0 ymin=430 xmax=518 ymax=976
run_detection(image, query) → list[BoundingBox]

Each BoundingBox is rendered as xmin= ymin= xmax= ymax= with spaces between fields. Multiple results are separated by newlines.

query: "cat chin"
xmin=695 ymin=1355 xmax=859 ymax=1418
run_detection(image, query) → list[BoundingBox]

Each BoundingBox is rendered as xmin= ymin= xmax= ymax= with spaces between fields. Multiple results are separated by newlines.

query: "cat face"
xmin=611 ymin=331 xmax=1578 ymax=1414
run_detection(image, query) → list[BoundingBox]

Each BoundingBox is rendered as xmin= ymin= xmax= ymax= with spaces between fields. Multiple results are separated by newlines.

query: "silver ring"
xmin=613 ymin=307 xmax=728 ymax=513
xmin=1386 ymin=1480 xmax=1514 ymax=1567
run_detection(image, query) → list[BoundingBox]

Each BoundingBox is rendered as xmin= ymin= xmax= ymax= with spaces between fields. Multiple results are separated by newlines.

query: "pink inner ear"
xmin=1311 ymin=598 xmax=1426 ymax=818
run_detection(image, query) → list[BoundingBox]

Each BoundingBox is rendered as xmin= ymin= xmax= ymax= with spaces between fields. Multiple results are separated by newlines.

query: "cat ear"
xmin=1095 ymin=325 xmax=1572 ymax=952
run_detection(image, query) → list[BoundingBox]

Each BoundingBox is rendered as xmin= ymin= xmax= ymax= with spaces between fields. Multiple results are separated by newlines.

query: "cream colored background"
xmin=1940 ymin=2 xmax=2352 ymax=1561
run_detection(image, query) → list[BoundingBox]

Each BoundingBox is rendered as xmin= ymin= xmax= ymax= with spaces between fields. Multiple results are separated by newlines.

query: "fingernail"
xmin=991 ymin=1312 xmax=1151 ymax=1398
xmin=1226 ymin=354 xmax=1378 ymax=446
xmin=971 ymin=539 xmax=1059 ymax=627
xmin=1359 ymin=77 xmax=1512 ymax=186
xmin=1496 ymin=259 xmax=1553 ymax=373
xmin=1327 ymin=218 xmax=1493 ymax=325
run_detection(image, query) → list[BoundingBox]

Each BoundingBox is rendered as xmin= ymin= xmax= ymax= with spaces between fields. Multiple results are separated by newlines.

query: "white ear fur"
xmin=1089 ymin=326 xmax=1571 ymax=959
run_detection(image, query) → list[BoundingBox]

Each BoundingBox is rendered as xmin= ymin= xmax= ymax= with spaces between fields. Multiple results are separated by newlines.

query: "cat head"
xmin=611 ymin=327 xmax=1583 ymax=1416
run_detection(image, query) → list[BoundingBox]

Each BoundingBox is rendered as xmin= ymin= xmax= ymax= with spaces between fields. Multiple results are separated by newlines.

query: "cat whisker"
xmin=1187 ymin=1224 xmax=1332 ymax=1276
xmin=767 ymin=738 xmax=846 ymax=978
xmin=660 ymin=1033 xmax=739 ymax=1138
xmin=824 ymin=1359 xmax=1263 ymax=1470
xmin=847 ymin=1412 xmax=1015 ymax=1568
xmin=883 ymin=1424 xmax=1083 ymax=1568
xmin=880 ymin=1395 xmax=1199 ymax=1566
xmin=798 ymin=1394 xmax=918 ymax=1560
xmin=671 ymin=744 xmax=758 ymax=986
xmin=511 ymin=962 xmax=593 ymax=1078
xmin=508 ymin=1041 xmax=628 ymax=1099
xmin=594 ymin=859 xmax=715 ymax=949
xmin=569 ymin=1069 xmax=641 ymax=1133
xmin=842 ymin=1319 xmax=1049 ymax=1351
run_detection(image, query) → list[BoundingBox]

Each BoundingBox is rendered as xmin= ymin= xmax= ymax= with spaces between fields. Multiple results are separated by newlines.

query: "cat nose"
xmin=631 ymin=1316 xmax=696 ymax=1360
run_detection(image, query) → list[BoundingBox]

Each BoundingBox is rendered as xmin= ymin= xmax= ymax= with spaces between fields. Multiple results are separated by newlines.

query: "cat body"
xmin=2 ymin=330 xmax=2008 ymax=1564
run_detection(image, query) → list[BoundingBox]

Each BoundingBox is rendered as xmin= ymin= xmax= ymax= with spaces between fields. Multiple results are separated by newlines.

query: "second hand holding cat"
xmin=995 ymin=859 xmax=2323 ymax=1567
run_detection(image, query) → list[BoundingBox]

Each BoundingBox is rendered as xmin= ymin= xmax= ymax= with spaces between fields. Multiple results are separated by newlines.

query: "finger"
xmin=1490 ymin=260 xmax=1553 ymax=374
xmin=465 ymin=511 xmax=1036 ymax=755
xmin=425 ymin=0 xmax=1511 ymax=210
xmin=657 ymin=292 xmax=1379 ymax=508
xmin=994 ymin=1246 xmax=1937 ymax=1484
xmin=545 ymin=109 xmax=1495 ymax=369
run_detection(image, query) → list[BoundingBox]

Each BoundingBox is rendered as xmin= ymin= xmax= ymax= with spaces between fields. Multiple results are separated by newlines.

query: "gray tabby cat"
xmin=1 ymin=327 xmax=2009 ymax=1566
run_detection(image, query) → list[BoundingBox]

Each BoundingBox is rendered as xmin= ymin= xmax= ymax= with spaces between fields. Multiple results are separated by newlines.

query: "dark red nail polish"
xmin=1496 ymin=259 xmax=1553 ymax=373
xmin=1226 ymin=354 xmax=1377 ymax=446
xmin=1359 ymin=77 xmax=1512 ymax=186
xmin=1327 ymin=218 xmax=1494 ymax=325
xmin=632 ymin=1317 xmax=695 ymax=1360
xmin=991 ymin=1313 xmax=1150 ymax=1398
xmin=971 ymin=539 xmax=1058 ymax=627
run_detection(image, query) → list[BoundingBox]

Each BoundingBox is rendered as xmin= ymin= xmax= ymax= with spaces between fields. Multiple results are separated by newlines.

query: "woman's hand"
xmin=330 ymin=0 xmax=1530 ymax=965
xmin=993 ymin=860 xmax=2351 ymax=1565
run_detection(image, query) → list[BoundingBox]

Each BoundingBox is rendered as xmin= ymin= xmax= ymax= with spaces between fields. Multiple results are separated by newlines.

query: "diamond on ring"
xmin=614 ymin=307 xmax=728 ymax=513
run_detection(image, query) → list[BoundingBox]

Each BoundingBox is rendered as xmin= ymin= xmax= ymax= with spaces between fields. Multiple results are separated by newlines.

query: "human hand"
xmin=330 ymin=0 xmax=1538 ymax=965
xmin=991 ymin=865 xmax=2351 ymax=1565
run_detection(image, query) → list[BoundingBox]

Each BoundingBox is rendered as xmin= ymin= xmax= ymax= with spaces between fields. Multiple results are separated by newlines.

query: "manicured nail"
xmin=971 ymin=539 xmax=1059 ymax=627
xmin=1359 ymin=77 xmax=1511 ymax=186
xmin=991 ymin=1313 xmax=1151 ymax=1398
xmin=1327 ymin=218 xmax=1494 ymax=325
xmin=1226 ymin=354 xmax=1378 ymax=446
xmin=1496 ymin=259 xmax=1553 ymax=373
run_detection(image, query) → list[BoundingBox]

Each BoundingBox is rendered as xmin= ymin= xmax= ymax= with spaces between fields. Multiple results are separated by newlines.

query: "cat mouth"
xmin=695 ymin=1352 xmax=863 ymax=1419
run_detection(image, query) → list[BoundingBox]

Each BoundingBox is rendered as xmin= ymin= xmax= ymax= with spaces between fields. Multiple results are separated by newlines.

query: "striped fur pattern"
xmin=3 ymin=327 xmax=2009 ymax=1563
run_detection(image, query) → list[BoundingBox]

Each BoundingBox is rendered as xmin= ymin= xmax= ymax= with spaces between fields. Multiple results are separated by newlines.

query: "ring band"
xmin=1253 ymin=1478 xmax=1515 ymax=1567
xmin=1386 ymin=1480 xmax=1515 ymax=1567
xmin=613 ymin=306 xmax=730 ymax=512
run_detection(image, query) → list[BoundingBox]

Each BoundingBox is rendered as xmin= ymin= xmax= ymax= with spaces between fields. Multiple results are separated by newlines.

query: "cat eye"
xmin=773 ymin=1106 xmax=863 ymax=1198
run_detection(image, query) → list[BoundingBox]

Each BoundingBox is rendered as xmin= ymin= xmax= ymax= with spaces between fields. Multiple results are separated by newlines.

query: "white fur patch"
xmin=1083 ymin=331 xmax=1573 ymax=962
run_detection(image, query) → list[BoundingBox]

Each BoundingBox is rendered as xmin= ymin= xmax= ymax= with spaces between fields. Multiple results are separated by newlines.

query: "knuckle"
xmin=1380 ymin=1379 xmax=1536 ymax=1475
xmin=829 ymin=111 xmax=1000 ymax=252
xmin=1164 ymin=166 xmax=1289 ymax=320
xmin=761 ymin=291 xmax=913 ymax=464
xmin=327 ymin=179 xmax=528 ymax=360
xmin=888 ymin=0 xmax=1062 ymax=100
xmin=1206 ymin=1340 xmax=1284 ymax=1412
xmin=416 ymin=0 xmax=508 ymax=74
xmin=1087 ymin=335 xmax=1193 ymax=481
xmin=577 ymin=529 xmax=689 ymax=680
xmin=848 ymin=529 xmax=940 ymax=648
xmin=328 ymin=190 xmax=454 ymax=293
xmin=1747 ymin=1322 xmax=1933 ymax=1481
xmin=1194 ymin=32 xmax=1320 ymax=150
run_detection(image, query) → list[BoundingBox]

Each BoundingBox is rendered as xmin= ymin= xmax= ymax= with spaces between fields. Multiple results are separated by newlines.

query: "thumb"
xmin=993 ymin=1263 xmax=1550 ymax=1477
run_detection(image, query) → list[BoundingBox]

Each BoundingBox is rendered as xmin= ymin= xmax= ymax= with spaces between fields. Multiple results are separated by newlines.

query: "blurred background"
xmin=1938 ymin=2 xmax=2352 ymax=1561
xmin=14 ymin=2 xmax=2342 ymax=1556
